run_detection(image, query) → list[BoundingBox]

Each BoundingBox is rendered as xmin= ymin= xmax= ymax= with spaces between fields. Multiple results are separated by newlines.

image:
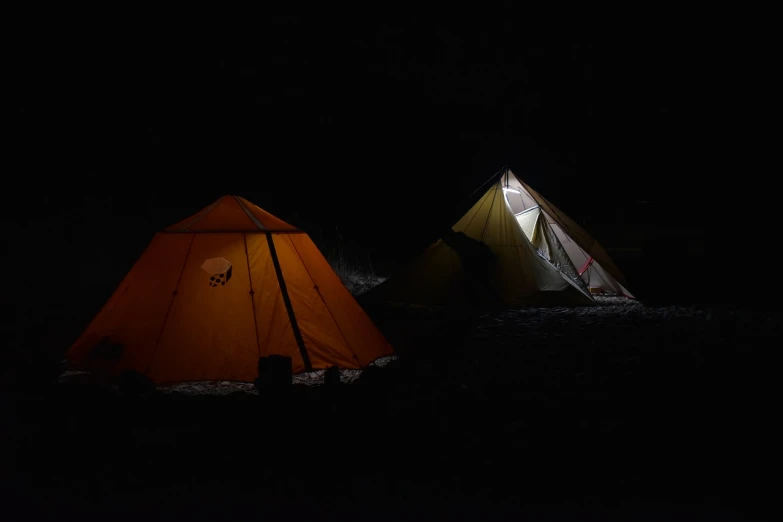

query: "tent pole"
xmin=469 ymin=166 xmax=507 ymax=198
xmin=266 ymin=234 xmax=313 ymax=372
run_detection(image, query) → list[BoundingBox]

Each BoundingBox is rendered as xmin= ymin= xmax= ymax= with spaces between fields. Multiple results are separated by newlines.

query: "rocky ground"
xmin=1 ymin=296 xmax=778 ymax=521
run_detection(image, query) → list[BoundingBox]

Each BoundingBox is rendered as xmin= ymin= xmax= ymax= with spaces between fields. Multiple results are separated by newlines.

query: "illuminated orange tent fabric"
xmin=67 ymin=196 xmax=394 ymax=383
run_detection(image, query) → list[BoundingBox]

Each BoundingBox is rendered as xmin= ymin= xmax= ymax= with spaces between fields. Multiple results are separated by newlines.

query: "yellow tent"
xmin=363 ymin=168 xmax=632 ymax=309
xmin=502 ymin=168 xmax=634 ymax=298
xmin=67 ymin=195 xmax=394 ymax=383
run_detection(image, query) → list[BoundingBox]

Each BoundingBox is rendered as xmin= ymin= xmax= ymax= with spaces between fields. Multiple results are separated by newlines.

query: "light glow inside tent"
xmin=500 ymin=170 xmax=634 ymax=298
xmin=359 ymin=167 xmax=634 ymax=311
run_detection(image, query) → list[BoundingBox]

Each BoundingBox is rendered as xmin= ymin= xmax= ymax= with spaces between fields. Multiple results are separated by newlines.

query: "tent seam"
xmin=174 ymin=197 xmax=224 ymax=232
xmin=462 ymin=183 xmax=495 ymax=232
xmin=469 ymin=166 xmax=506 ymax=198
xmin=480 ymin=181 xmax=500 ymax=243
xmin=286 ymin=235 xmax=362 ymax=366
xmin=243 ymin=234 xmax=262 ymax=359
xmin=234 ymin=195 xmax=267 ymax=231
xmin=146 ymin=233 xmax=196 ymax=376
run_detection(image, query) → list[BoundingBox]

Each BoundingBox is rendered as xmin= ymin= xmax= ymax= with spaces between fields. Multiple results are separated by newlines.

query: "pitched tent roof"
xmin=362 ymin=171 xmax=597 ymax=310
xmin=166 ymin=195 xmax=298 ymax=233
xmin=67 ymin=195 xmax=394 ymax=383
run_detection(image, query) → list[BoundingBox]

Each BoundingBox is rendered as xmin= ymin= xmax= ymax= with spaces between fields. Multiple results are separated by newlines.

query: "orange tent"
xmin=67 ymin=196 xmax=394 ymax=383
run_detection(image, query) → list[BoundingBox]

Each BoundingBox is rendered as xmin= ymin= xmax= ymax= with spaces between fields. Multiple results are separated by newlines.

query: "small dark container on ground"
xmin=254 ymin=355 xmax=293 ymax=392
xmin=324 ymin=366 xmax=341 ymax=387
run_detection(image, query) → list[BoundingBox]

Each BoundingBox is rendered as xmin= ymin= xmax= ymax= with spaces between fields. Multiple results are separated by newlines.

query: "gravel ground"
xmin=154 ymin=355 xmax=399 ymax=395
xmin=4 ymin=296 xmax=778 ymax=521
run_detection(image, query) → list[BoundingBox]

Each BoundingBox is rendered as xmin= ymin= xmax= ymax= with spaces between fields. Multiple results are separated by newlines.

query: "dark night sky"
xmin=10 ymin=37 xmax=695 ymax=238
xmin=4 ymin=20 xmax=771 ymax=353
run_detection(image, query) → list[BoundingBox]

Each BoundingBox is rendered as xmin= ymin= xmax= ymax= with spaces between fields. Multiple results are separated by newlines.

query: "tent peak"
xmin=164 ymin=195 xmax=300 ymax=233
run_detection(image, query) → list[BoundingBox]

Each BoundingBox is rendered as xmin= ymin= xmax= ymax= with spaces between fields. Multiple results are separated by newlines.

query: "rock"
xmin=58 ymin=371 xmax=94 ymax=385
xmin=117 ymin=369 xmax=157 ymax=399
xmin=355 ymin=364 xmax=395 ymax=393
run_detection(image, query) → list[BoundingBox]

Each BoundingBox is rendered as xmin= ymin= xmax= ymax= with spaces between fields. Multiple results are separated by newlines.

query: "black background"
xmin=4 ymin=19 xmax=772 ymax=356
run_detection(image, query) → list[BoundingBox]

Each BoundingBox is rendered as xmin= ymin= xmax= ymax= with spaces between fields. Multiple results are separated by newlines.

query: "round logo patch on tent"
xmin=201 ymin=257 xmax=233 ymax=287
